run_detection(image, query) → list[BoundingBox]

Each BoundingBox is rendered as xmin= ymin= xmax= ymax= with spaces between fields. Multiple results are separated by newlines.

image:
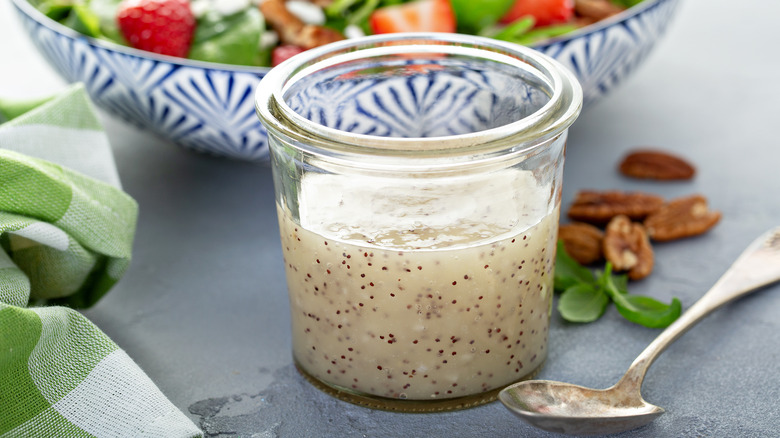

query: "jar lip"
xmin=256 ymin=33 xmax=582 ymax=155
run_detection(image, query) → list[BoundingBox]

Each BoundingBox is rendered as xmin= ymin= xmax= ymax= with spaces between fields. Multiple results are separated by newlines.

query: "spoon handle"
xmin=617 ymin=226 xmax=780 ymax=392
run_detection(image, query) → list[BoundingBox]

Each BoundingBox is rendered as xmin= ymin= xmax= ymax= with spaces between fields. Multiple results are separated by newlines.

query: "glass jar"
xmin=256 ymin=33 xmax=582 ymax=412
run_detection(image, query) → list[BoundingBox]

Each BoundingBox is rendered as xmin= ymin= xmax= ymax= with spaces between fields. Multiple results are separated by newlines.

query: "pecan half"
xmin=559 ymin=222 xmax=604 ymax=265
xmin=575 ymin=0 xmax=625 ymax=21
xmin=644 ymin=195 xmax=721 ymax=241
xmin=618 ymin=149 xmax=696 ymax=180
xmin=567 ymin=190 xmax=665 ymax=224
xmin=603 ymin=215 xmax=654 ymax=280
xmin=261 ymin=0 xmax=343 ymax=49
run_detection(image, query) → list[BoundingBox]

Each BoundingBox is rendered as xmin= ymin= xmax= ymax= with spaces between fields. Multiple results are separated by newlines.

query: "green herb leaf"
xmin=558 ymin=283 xmax=610 ymax=323
xmin=554 ymin=240 xmax=595 ymax=291
xmin=610 ymin=271 xmax=629 ymax=294
xmin=613 ymin=295 xmax=682 ymax=329
xmin=554 ymin=244 xmax=682 ymax=328
xmin=600 ymin=266 xmax=682 ymax=328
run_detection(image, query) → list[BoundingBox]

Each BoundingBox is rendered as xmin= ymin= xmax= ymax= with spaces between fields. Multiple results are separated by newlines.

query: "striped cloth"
xmin=0 ymin=84 xmax=202 ymax=437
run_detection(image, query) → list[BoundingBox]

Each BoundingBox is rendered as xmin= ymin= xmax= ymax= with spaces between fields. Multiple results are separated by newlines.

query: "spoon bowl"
xmin=500 ymin=226 xmax=780 ymax=435
xmin=500 ymin=380 xmax=663 ymax=435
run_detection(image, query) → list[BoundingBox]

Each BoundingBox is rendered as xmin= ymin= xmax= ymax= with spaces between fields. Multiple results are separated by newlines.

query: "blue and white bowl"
xmin=12 ymin=0 xmax=680 ymax=161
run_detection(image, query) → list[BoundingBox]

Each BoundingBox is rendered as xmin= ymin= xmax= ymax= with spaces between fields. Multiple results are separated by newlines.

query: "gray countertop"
xmin=2 ymin=0 xmax=779 ymax=436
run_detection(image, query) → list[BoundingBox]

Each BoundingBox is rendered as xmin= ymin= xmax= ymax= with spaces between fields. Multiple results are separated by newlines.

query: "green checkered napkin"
xmin=0 ymin=84 xmax=202 ymax=437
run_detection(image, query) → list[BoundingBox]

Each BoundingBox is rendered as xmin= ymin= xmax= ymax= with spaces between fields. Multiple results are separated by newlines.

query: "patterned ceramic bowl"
xmin=12 ymin=0 xmax=680 ymax=161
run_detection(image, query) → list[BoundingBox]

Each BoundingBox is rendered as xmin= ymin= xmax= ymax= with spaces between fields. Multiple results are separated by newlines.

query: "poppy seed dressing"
xmin=277 ymin=169 xmax=558 ymax=400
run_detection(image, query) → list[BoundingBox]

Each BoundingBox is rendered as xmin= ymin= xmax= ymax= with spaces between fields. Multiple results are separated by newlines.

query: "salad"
xmin=28 ymin=0 xmax=645 ymax=67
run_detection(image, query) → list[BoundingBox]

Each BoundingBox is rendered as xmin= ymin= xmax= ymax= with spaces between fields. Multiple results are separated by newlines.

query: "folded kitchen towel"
xmin=0 ymin=84 xmax=202 ymax=437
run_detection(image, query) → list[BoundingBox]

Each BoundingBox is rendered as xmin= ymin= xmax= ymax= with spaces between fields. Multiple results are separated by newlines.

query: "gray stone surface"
xmin=2 ymin=0 xmax=779 ymax=436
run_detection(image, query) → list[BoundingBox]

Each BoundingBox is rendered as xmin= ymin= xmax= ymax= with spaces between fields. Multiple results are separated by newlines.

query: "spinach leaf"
xmin=32 ymin=0 xmax=73 ymax=21
xmin=489 ymin=16 xmax=535 ymax=41
xmin=325 ymin=0 xmax=362 ymax=17
xmin=190 ymin=8 xmax=264 ymax=66
xmin=511 ymin=23 xmax=578 ymax=46
xmin=63 ymin=3 xmax=101 ymax=38
xmin=611 ymin=0 xmax=644 ymax=8
xmin=87 ymin=0 xmax=125 ymax=43
xmin=449 ymin=0 xmax=516 ymax=34
xmin=346 ymin=0 xmax=381 ymax=27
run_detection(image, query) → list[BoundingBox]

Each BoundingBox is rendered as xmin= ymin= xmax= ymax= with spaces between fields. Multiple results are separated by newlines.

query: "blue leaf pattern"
xmin=286 ymin=65 xmax=551 ymax=139
xmin=13 ymin=0 xmax=680 ymax=161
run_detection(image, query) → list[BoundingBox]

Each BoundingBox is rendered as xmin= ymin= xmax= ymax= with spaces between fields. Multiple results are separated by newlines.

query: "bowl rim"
xmin=256 ymin=33 xmax=583 ymax=161
xmin=12 ymin=0 xmax=673 ymax=74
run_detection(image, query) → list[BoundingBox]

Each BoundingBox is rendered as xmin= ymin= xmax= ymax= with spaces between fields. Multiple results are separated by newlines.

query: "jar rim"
xmin=255 ymin=33 xmax=582 ymax=157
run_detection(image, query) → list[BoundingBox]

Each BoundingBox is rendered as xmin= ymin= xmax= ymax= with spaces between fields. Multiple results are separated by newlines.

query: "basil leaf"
xmin=190 ymin=8 xmax=264 ymax=66
xmin=613 ymin=295 xmax=682 ymax=329
xmin=554 ymin=240 xmax=595 ymax=291
xmin=596 ymin=264 xmax=629 ymax=294
xmin=558 ymin=284 xmax=610 ymax=323
xmin=611 ymin=271 xmax=629 ymax=294
xmin=600 ymin=268 xmax=682 ymax=328
xmin=553 ymin=240 xmax=682 ymax=328
xmin=450 ymin=0 xmax=516 ymax=34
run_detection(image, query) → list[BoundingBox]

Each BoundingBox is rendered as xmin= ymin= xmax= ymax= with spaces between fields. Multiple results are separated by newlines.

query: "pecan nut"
xmin=261 ymin=0 xmax=344 ymax=49
xmin=618 ymin=149 xmax=696 ymax=180
xmin=644 ymin=195 xmax=721 ymax=241
xmin=567 ymin=190 xmax=665 ymax=224
xmin=559 ymin=222 xmax=604 ymax=265
xmin=603 ymin=215 xmax=654 ymax=280
xmin=575 ymin=0 xmax=625 ymax=21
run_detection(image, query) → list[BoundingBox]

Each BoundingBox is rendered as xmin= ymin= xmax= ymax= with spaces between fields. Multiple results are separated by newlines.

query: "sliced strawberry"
xmin=499 ymin=0 xmax=575 ymax=27
xmin=369 ymin=0 xmax=456 ymax=34
xmin=272 ymin=45 xmax=306 ymax=67
xmin=117 ymin=0 xmax=195 ymax=58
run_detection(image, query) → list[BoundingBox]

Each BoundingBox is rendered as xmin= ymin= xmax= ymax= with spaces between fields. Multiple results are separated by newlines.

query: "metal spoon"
xmin=499 ymin=226 xmax=780 ymax=436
